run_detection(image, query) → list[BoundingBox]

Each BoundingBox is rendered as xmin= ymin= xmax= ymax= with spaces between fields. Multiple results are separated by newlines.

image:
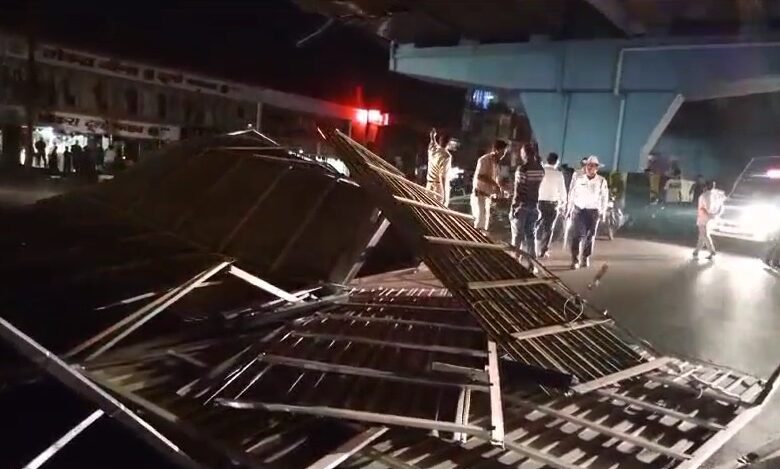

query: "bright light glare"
xmin=355 ymin=109 xmax=388 ymax=125
xmin=739 ymin=203 xmax=780 ymax=239
xmin=448 ymin=166 xmax=464 ymax=183
xmin=767 ymin=169 xmax=780 ymax=179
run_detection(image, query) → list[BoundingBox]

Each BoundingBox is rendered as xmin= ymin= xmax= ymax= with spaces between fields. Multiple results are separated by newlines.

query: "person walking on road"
xmin=567 ymin=155 xmax=609 ymax=269
xmin=471 ymin=140 xmax=508 ymax=232
xmin=537 ymin=152 xmax=567 ymax=257
xmin=693 ymin=180 xmax=725 ymax=260
xmin=510 ymin=141 xmax=545 ymax=264
xmin=426 ymin=128 xmax=453 ymax=206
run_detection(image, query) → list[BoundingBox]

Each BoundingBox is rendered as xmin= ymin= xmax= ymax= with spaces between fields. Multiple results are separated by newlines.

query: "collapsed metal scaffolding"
xmin=0 ymin=130 xmax=777 ymax=469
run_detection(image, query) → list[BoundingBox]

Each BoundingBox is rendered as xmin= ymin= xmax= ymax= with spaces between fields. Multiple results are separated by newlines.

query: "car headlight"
xmin=740 ymin=204 xmax=780 ymax=234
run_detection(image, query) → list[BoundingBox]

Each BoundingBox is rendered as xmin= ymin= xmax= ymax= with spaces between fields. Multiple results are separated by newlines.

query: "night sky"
xmin=0 ymin=0 xmax=465 ymax=126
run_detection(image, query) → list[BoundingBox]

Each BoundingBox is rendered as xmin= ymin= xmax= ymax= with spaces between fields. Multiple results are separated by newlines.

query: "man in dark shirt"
xmin=510 ymin=141 xmax=545 ymax=262
xmin=689 ymin=174 xmax=706 ymax=205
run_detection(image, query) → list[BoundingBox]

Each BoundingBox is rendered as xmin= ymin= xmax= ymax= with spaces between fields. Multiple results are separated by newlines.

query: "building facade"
xmin=0 ymin=32 xmax=368 ymax=168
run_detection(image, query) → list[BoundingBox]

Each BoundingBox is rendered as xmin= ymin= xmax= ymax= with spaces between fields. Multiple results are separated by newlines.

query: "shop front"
xmin=27 ymin=111 xmax=181 ymax=173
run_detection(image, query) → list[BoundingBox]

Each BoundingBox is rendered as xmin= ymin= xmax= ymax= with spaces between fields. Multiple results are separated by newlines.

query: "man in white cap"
xmin=566 ymin=155 xmax=609 ymax=269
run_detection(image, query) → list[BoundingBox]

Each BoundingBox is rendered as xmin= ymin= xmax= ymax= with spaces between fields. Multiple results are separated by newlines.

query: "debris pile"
xmin=0 ymin=130 xmax=777 ymax=469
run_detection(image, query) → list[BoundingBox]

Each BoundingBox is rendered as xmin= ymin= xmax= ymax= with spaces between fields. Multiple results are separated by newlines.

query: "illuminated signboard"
xmin=355 ymin=109 xmax=389 ymax=126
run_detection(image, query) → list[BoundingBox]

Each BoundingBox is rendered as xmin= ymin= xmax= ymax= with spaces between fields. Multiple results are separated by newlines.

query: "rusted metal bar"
xmin=216 ymin=400 xmax=492 ymax=438
xmin=23 ymin=410 xmax=104 ymax=469
xmin=84 ymin=261 xmax=232 ymax=361
xmin=305 ymin=426 xmax=389 ymax=469
xmin=254 ymin=353 xmax=490 ymax=391
xmin=511 ymin=319 xmax=612 ymax=341
xmin=597 ymin=389 xmax=726 ymax=431
xmin=505 ymin=394 xmax=692 ymax=460
xmin=344 ymin=215 xmax=391 ymax=283
xmin=393 ymin=196 xmax=474 ymax=220
xmin=316 ymin=312 xmax=482 ymax=332
xmin=423 ymin=236 xmax=509 ymax=250
xmin=468 ymin=277 xmax=555 ymax=290
xmin=0 ymin=316 xmax=202 ymax=469
xmin=287 ymin=330 xmax=488 ymax=358
xmin=572 ymin=357 xmax=673 ymax=394
xmin=228 ymin=266 xmax=301 ymax=303
xmin=487 ymin=340 xmax=505 ymax=445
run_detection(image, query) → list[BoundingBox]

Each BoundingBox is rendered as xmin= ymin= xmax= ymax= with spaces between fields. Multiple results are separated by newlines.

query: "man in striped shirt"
xmin=426 ymin=128 xmax=453 ymax=206
xmin=511 ymin=141 xmax=545 ymax=261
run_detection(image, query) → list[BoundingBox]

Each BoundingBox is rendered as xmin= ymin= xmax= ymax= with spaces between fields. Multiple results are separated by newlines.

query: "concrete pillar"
xmin=519 ymin=93 xmax=567 ymax=158
xmin=618 ymin=92 xmax=682 ymax=171
xmin=521 ymin=91 xmax=681 ymax=172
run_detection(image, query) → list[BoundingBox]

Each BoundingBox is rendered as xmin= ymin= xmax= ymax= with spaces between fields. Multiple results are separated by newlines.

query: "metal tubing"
xmin=0 ymin=316 xmax=202 ymax=469
xmin=305 ymin=426 xmax=389 ymax=469
xmin=229 ymin=266 xmax=302 ymax=303
xmin=85 ymin=261 xmax=232 ymax=361
xmin=216 ymin=400 xmax=492 ymax=438
xmin=23 ymin=410 xmax=105 ymax=469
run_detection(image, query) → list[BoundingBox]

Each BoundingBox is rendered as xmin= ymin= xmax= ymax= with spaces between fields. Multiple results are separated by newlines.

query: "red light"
xmin=768 ymin=169 xmax=780 ymax=179
xmin=355 ymin=109 xmax=388 ymax=126
xmin=356 ymin=109 xmax=368 ymax=124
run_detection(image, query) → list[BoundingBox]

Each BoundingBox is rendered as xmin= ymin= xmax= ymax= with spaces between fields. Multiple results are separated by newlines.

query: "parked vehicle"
xmin=711 ymin=156 xmax=780 ymax=244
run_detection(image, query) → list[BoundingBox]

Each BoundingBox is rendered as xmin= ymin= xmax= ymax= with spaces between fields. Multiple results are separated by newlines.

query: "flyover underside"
xmin=392 ymin=39 xmax=780 ymax=172
xmin=520 ymin=91 xmax=679 ymax=171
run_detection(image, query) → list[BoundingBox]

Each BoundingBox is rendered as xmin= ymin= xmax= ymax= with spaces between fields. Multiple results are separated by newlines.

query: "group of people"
xmin=33 ymin=138 xmax=120 ymax=178
xmin=508 ymin=142 xmax=610 ymax=270
xmin=425 ymin=130 xmax=610 ymax=270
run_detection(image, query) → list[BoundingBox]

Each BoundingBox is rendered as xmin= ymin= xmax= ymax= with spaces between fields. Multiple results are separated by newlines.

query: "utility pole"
xmin=23 ymin=4 xmax=38 ymax=169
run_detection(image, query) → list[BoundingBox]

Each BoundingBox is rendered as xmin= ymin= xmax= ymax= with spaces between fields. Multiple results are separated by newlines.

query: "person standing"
xmin=471 ymin=140 xmax=508 ymax=232
xmin=426 ymin=128 xmax=453 ymax=206
xmin=104 ymin=144 xmax=117 ymax=172
xmin=34 ymin=138 xmax=47 ymax=168
xmin=63 ymin=146 xmax=73 ymax=174
xmin=47 ymin=146 xmax=59 ymax=174
xmin=567 ymin=155 xmax=609 ymax=269
xmin=536 ymin=152 xmax=567 ymax=257
xmin=510 ymin=141 xmax=545 ymax=262
xmin=693 ymin=180 xmax=725 ymax=260
xmin=689 ymin=174 xmax=706 ymax=204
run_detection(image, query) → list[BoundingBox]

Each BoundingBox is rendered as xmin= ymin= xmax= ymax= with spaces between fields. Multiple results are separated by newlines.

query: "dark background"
xmin=0 ymin=0 xmax=465 ymax=127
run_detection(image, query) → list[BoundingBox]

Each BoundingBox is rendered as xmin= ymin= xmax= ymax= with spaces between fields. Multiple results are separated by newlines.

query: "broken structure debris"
xmin=0 ymin=130 xmax=777 ymax=469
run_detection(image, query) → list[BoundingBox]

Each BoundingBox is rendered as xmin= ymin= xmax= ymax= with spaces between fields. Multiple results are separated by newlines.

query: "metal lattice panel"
xmin=326 ymin=130 xmax=654 ymax=390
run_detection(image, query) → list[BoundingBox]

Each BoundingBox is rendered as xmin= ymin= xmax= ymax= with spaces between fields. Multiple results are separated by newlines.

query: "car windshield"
xmin=732 ymin=175 xmax=780 ymax=199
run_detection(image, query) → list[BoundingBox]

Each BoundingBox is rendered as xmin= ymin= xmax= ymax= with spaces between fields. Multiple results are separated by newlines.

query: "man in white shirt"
xmin=103 ymin=144 xmax=117 ymax=171
xmin=567 ymin=155 xmax=609 ymax=269
xmin=536 ymin=152 xmax=567 ymax=257
xmin=471 ymin=140 xmax=508 ymax=231
xmin=426 ymin=128 xmax=453 ymax=206
xmin=693 ymin=180 xmax=725 ymax=259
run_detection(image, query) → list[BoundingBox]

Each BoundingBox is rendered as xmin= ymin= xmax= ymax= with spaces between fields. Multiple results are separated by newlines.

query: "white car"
xmin=711 ymin=156 xmax=780 ymax=243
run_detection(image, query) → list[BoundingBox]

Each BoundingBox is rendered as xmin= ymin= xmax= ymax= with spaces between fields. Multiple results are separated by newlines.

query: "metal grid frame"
xmin=326 ymin=129 xmax=659 ymax=390
xmin=3 ymin=287 xmax=778 ymax=469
